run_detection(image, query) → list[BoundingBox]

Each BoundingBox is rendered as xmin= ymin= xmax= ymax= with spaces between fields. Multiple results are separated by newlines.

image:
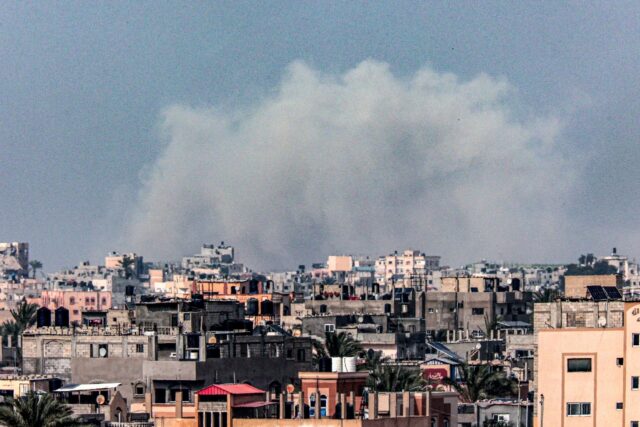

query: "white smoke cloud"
xmin=123 ymin=60 xmax=575 ymax=269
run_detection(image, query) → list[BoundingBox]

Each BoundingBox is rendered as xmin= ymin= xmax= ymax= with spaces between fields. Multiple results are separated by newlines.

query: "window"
xmin=296 ymin=349 xmax=306 ymax=362
xmin=135 ymin=384 xmax=145 ymax=396
xmin=428 ymin=308 xmax=434 ymax=313
xmin=566 ymin=402 xmax=591 ymax=416
xmin=286 ymin=348 xmax=294 ymax=360
xmin=493 ymin=414 xmax=510 ymax=422
xmin=136 ymin=344 xmax=144 ymax=353
xmin=471 ymin=308 xmax=484 ymax=315
xmin=324 ymin=324 xmax=335 ymax=333
xmin=567 ymin=358 xmax=592 ymax=372
xmin=69 ymin=297 xmax=75 ymax=305
xmin=617 ymin=402 xmax=623 ymax=410
xmin=632 ymin=376 xmax=639 ymax=390
xmin=184 ymin=313 xmax=191 ymax=321
xmin=632 ymin=422 xmax=639 ymax=427
xmin=633 ymin=333 xmax=640 ymax=347
xmin=618 ymin=357 xmax=625 ymax=366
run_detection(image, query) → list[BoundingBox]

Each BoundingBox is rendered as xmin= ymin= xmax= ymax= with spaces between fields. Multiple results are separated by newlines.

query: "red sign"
xmin=424 ymin=368 xmax=448 ymax=384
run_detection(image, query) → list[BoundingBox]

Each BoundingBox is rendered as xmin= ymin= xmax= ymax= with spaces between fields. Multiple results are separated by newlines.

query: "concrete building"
xmin=534 ymin=300 xmax=640 ymax=427
xmin=375 ymin=249 xmax=440 ymax=287
xmin=563 ymin=274 xmax=621 ymax=299
xmin=425 ymin=291 xmax=533 ymax=340
xmin=0 ymin=242 xmax=29 ymax=278
xmin=30 ymin=289 xmax=112 ymax=324
xmin=457 ymin=400 xmax=533 ymax=427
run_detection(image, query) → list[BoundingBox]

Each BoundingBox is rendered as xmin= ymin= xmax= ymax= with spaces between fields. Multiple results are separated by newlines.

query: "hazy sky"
xmin=2 ymin=2 xmax=640 ymax=271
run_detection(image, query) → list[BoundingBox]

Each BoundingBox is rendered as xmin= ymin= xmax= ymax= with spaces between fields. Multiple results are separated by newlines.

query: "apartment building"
xmin=535 ymin=300 xmax=640 ymax=427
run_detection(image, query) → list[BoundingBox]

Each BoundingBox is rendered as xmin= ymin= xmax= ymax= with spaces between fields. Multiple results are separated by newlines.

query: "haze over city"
xmin=2 ymin=3 xmax=639 ymax=270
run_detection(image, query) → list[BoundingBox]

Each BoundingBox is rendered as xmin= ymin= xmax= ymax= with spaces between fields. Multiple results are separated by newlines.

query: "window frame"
xmin=566 ymin=402 xmax=591 ymax=416
xmin=567 ymin=358 xmax=592 ymax=373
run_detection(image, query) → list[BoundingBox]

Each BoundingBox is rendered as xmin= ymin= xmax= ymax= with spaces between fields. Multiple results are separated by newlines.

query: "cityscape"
xmin=2 ymin=2 xmax=639 ymax=427
xmin=0 ymin=241 xmax=638 ymax=426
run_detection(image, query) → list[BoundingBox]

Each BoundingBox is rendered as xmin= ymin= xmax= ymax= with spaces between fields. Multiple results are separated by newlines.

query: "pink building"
xmin=31 ymin=290 xmax=112 ymax=324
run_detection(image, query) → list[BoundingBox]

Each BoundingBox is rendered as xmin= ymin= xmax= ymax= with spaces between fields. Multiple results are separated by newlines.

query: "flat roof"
xmin=55 ymin=383 xmax=121 ymax=392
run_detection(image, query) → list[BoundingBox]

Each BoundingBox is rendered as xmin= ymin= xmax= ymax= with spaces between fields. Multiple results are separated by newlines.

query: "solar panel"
xmin=604 ymin=286 xmax=622 ymax=300
xmin=587 ymin=285 xmax=608 ymax=301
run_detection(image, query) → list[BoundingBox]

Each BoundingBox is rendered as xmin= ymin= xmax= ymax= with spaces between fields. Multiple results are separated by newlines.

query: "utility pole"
xmin=539 ymin=394 xmax=544 ymax=427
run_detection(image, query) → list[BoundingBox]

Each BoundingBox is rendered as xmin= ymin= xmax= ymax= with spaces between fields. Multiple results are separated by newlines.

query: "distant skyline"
xmin=2 ymin=2 xmax=640 ymax=271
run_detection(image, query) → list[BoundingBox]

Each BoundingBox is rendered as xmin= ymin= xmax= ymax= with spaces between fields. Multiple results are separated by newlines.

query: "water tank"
xmin=261 ymin=300 xmax=274 ymax=316
xmin=37 ymin=307 xmax=51 ymax=327
xmin=331 ymin=356 xmax=356 ymax=373
xmin=246 ymin=298 xmax=258 ymax=316
xmin=318 ymin=357 xmax=332 ymax=372
xmin=55 ymin=307 xmax=69 ymax=327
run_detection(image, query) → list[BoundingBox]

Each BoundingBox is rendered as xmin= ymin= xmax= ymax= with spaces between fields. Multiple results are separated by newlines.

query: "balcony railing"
xmin=105 ymin=422 xmax=154 ymax=427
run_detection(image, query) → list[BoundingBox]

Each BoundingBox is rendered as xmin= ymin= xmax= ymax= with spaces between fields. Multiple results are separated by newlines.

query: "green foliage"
xmin=312 ymin=332 xmax=363 ymax=362
xmin=444 ymin=362 xmax=517 ymax=403
xmin=367 ymin=363 xmax=425 ymax=392
xmin=28 ymin=260 xmax=43 ymax=279
xmin=359 ymin=350 xmax=424 ymax=392
xmin=0 ymin=391 xmax=85 ymax=427
xmin=533 ymin=288 xmax=560 ymax=302
xmin=118 ymin=255 xmax=135 ymax=279
xmin=565 ymin=261 xmax=617 ymax=276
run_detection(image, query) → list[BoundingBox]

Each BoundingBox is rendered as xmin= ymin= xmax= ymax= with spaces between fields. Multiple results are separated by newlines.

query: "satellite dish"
xmin=286 ymin=384 xmax=295 ymax=393
xmin=357 ymin=316 xmax=364 ymax=323
xmin=208 ymin=336 xmax=217 ymax=344
xmin=292 ymin=329 xmax=302 ymax=337
xmin=96 ymin=395 xmax=106 ymax=405
xmin=475 ymin=343 xmax=482 ymax=350
xmin=598 ymin=316 xmax=607 ymax=327
xmin=99 ymin=347 xmax=108 ymax=357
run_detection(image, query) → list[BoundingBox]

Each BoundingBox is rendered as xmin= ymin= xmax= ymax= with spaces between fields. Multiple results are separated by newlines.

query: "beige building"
xmin=536 ymin=301 xmax=640 ymax=427
xmin=327 ymin=256 xmax=354 ymax=273
xmin=375 ymin=250 xmax=439 ymax=286
xmin=563 ymin=274 xmax=620 ymax=299
xmin=440 ymin=276 xmax=501 ymax=293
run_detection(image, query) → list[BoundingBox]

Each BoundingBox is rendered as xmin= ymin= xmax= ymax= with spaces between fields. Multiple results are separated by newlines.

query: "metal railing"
xmin=104 ymin=422 xmax=154 ymax=427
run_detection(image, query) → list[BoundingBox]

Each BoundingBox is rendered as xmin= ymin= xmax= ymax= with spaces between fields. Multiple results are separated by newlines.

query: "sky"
xmin=1 ymin=2 xmax=640 ymax=271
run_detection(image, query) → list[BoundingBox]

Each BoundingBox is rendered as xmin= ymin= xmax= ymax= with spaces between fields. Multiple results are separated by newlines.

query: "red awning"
xmin=197 ymin=383 xmax=265 ymax=396
xmin=233 ymin=401 xmax=276 ymax=408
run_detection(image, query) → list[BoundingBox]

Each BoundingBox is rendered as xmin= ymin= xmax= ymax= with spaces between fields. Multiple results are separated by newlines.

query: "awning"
xmin=54 ymin=383 xmax=121 ymax=392
xmin=233 ymin=401 xmax=276 ymax=408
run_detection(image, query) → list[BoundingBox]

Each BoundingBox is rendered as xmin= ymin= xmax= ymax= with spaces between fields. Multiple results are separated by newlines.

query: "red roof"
xmin=197 ymin=383 xmax=265 ymax=396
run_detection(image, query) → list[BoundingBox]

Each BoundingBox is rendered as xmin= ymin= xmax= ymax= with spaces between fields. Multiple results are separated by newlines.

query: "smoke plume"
xmin=123 ymin=60 xmax=574 ymax=269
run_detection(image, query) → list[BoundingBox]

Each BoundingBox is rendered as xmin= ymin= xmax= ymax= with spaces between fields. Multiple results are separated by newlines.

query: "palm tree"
xmin=2 ymin=300 xmax=38 ymax=338
xmin=118 ymin=255 xmax=135 ymax=279
xmin=313 ymin=332 xmax=362 ymax=365
xmin=444 ymin=362 xmax=517 ymax=402
xmin=0 ymin=391 xmax=85 ymax=427
xmin=323 ymin=331 xmax=363 ymax=357
xmin=533 ymin=287 xmax=559 ymax=303
xmin=28 ymin=260 xmax=43 ymax=279
xmin=367 ymin=364 xmax=425 ymax=392
xmin=483 ymin=314 xmax=503 ymax=338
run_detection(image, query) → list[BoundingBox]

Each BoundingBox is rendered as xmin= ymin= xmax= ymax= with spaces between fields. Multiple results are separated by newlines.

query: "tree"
xmin=534 ymin=288 xmax=560 ymax=303
xmin=444 ymin=362 xmax=517 ymax=402
xmin=367 ymin=364 xmax=425 ymax=392
xmin=28 ymin=260 xmax=43 ymax=279
xmin=313 ymin=332 xmax=363 ymax=363
xmin=1 ymin=301 xmax=38 ymax=354
xmin=0 ymin=391 xmax=85 ymax=427
xmin=483 ymin=314 xmax=503 ymax=338
xmin=118 ymin=255 xmax=135 ymax=279
xmin=323 ymin=332 xmax=363 ymax=357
